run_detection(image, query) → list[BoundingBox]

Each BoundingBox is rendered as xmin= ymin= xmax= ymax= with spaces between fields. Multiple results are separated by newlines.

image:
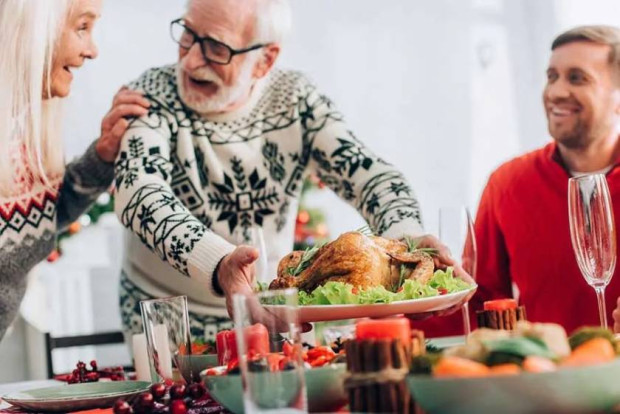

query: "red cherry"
xmin=149 ymin=383 xmax=167 ymax=401
xmin=90 ymin=360 xmax=98 ymax=370
xmin=169 ymin=400 xmax=187 ymax=414
xmin=134 ymin=392 xmax=154 ymax=413
xmin=85 ymin=372 xmax=99 ymax=382
xmin=113 ymin=399 xmax=132 ymax=414
xmin=169 ymin=384 xmax=186 ymax=400
xmin=188 ymin=382 xmax=206 ymax=399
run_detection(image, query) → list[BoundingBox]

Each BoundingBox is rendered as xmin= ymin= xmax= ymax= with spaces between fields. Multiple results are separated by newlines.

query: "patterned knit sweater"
xmin=115 ymin=65 xmax=424 ymax=316
xmin=0 ymin=143 xmax=115 ymax=337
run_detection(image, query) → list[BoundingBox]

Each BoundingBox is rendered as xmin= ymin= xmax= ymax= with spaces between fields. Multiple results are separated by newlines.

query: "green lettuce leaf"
xmin=297 ymin=267 xmax=471 ymax=305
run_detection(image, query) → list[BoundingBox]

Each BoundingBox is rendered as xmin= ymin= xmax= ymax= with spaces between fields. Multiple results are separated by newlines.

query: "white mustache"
xmin=187 ymin=67 xmax=223 ymax=86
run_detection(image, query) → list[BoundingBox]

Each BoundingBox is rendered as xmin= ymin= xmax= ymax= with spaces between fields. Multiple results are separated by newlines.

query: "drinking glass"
xmin=233 ymin=288 xmax=307 ymax=413
xmin=438 ymin=206 xmax=477 ymax=335
xmin=234 ymin=226 xmax=270 ymax=286
xmin=140 ymin=295 xmax=192 ymax=383
xmin=568 ymin=174 xmax=617 ymax=327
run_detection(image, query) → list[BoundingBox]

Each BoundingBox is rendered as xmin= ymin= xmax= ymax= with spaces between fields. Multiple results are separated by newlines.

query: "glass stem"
xmin=462 ymin=302 xmax=471 ymax=336
xmin=595 ymin=286 xmax=608 ymax=328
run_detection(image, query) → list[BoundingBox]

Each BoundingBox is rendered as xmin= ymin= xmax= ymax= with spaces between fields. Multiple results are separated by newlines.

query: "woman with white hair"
xmin=0 ymin=0 xmax=149 ymax=339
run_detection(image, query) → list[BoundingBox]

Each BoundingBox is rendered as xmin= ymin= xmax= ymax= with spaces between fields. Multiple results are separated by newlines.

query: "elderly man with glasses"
xmin=114 ymin=0 xmax=464 ymax=338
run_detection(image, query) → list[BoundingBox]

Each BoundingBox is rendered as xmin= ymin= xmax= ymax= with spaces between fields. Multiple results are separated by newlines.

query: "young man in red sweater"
xmin=416 ymin=25 xmax=620 ymax=337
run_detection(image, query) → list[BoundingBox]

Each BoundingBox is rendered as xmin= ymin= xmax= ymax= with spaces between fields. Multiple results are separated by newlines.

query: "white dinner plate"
xmin=265 ymin=285 xmax=476 ymax=323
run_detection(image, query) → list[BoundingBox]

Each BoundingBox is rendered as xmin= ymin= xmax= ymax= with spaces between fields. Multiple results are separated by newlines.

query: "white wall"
xmin=555 ymin=0 xmax=620 ymax=29
xmin=65 ymin=0 xmax=480 ymax=237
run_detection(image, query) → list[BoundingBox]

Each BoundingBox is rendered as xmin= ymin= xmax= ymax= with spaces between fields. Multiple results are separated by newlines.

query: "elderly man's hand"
xmin=613 ymin=297 xmax=620 ymax=333
xmin=216 ymin=246 xmax=259 ymax=318
xmin=216 ymin=246 xmax=313 ymax=333
xmin=95 ymin=87 xmax=150 ymax=163
xmin=405 ymin=234 xmax=476 ymax=321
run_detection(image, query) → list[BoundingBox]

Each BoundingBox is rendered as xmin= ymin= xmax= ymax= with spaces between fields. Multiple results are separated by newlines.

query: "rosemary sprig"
xmin=393 ymin=237 xmax=439 ymax=291
xmin=287 ymin=243 xmax=324 ymax=276
xmin=404 ymin=236 xmax=439 ymax=256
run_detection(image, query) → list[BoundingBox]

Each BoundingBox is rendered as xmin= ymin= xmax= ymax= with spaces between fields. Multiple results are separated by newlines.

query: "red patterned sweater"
xmin=0 ymin=142 xmax=114 ymax=338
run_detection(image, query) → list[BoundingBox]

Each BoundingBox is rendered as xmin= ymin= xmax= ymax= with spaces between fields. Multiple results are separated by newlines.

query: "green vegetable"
xmin=486 ymin=352 xmax=527 ymax=367
xmin=569 ymin=327 xmax=618 ymax=352
xmin=287 ymin=243 xmax=324 ymax=276
xmin=394 ymin=237 xmax=438 ymax=291
xmin=410 ymin=354 xmax=442 ymax=375
xmin=484 ymin=337 xmax=557 ymax=366
xmin=298 ymin=267 xmax=471 ymax=306
xmin=429 ymin=267 xmax=471 ymax=292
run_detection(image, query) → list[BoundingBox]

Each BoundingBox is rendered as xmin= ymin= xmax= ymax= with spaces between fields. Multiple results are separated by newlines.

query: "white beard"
xmin=176 ymin=53 xmax=258 ymax=115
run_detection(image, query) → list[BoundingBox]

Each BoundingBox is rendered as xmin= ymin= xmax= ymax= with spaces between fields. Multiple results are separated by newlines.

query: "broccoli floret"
xmin=485 ymin=352 xmax=525 ymax=367
xmin=410 ymin=354 xmax=441 ymax=375
xmin=569 ymin=327 xmax=618 ymax=353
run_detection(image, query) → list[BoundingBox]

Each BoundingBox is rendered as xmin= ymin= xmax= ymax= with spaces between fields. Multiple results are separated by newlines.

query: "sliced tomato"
xmin=438 ymin=288 xmax=448 ymax=295
xmin=306 ymin=346 xmax=335 ymax=361
xmin=191 ymin=342 xmax=213 ymax=355
xmin=309 ymin=355 xmax=329 ymax=367
xmin=266 ymin=354 xmax=286 ymax=371
xmin=226 ymin=359 xmax=239 ymax=373
xmin=279 ymin=356 xmax=292 ymax=371
xmin=282 ymin=341 xmax=294 ymax=357
xmin=483 ymin=299 xmax=518 ymax=311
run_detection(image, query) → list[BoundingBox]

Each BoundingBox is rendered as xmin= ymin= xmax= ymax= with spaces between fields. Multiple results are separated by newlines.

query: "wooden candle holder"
xmin=344 ymin=331 xmax=424 ymax=413
xmin=476 ymin=306 xmax=527 ymax=330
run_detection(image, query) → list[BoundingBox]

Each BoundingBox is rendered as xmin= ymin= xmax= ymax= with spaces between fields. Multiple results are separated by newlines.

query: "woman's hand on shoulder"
xmin=95 ymin=86 xmax=150 ymax=163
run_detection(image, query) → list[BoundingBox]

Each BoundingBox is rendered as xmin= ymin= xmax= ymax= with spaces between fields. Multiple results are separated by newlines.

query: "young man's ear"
xmin=253 ymin=44 xmax=280 ymax=79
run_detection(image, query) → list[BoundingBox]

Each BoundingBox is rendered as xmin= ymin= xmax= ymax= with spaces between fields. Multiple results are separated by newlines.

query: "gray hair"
xmin=185 ymin=0 xmax=292 ymax=45
xmin=254 ymin=0 xmax=292 ymax=44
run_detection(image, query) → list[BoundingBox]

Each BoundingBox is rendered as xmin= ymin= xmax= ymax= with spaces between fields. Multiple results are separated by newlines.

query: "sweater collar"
xmin=546 ymin=141 xmax=620 ymax=178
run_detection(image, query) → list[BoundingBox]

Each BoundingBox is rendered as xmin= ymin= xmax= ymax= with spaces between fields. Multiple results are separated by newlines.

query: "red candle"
xmin=216 ymin=330 xmax=236 ymax=366
xmin=244 ymin=323 xmax=270 ymax=358
xmin=355 ymin=318 xmax=411 ymax=346
xmin=483 ymin=299 xmax=518 ymax=311
xmin=216 ymin=324 xmax=270 ymax=365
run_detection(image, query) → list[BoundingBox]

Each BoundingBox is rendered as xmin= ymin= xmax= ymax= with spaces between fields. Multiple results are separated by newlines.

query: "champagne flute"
xmin=438 ymin=206 xmax=477 ymax=336
xmin=568 ymin=174 xmax=617 ymax=328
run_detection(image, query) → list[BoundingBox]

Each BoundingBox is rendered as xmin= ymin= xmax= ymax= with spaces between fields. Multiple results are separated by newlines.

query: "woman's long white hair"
xmin=0 ymin=0 xmax=72 ymax=197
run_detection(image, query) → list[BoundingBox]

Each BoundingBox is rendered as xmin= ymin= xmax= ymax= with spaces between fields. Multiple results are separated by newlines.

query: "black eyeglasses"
xmin=170 ymin=18 xmax=267 ymax=65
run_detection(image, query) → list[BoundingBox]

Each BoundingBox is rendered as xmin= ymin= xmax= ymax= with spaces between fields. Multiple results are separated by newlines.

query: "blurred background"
xmin=2 ymin=0 xmax=620 ymax=382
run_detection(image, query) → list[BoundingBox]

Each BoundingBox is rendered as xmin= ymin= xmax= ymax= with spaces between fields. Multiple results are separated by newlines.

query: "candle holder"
xmin=344 ymin=330 xmax=425 ymax=413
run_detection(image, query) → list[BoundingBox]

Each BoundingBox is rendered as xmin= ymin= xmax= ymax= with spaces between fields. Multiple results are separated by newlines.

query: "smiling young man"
xmin=416 ymin=25 xmax=620 ymax=337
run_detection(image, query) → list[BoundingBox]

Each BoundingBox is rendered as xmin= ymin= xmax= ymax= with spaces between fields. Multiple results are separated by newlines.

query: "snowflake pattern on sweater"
xmin=0 ymin=142 xmax=115 ymax=338
xmin=115 ymin=65 xmax=423 ymax=300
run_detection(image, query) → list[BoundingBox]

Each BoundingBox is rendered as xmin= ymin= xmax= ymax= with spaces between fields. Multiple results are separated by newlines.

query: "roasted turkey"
xmin=269 ymin=231 xmax=434 ymax=292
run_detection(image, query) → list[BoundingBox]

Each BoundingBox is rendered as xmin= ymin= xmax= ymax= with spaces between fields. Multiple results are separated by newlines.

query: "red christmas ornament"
xmin=296 ymin=210 xmax=310 ymax=225
xmin=47 ymin=249 xmax=61 ymax=262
